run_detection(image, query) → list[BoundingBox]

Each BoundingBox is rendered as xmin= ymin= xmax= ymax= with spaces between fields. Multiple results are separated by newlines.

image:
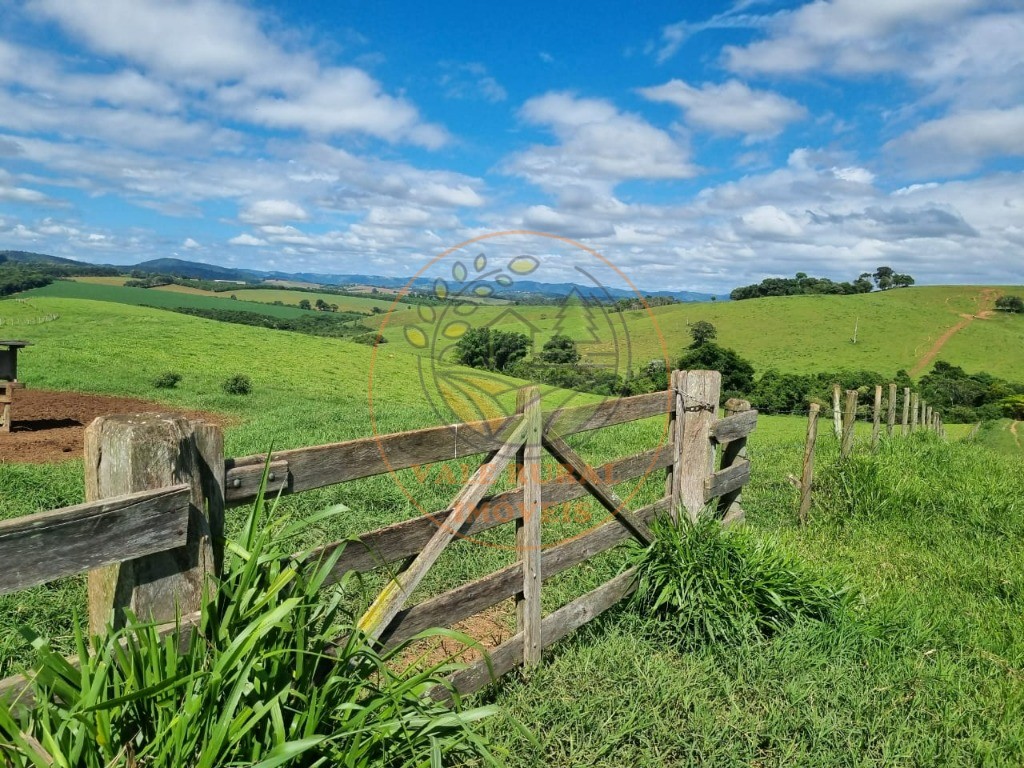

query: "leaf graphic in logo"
xmin=404 ymin=326 xmax=429 ymax=349
xmin=442 ymin=320 xmax=469 ymax=339
xmin=475 ymin=253 xmax=487 ymax=271
xmin=452 ymin=262 xmax=467 ymax=282
xmin=496 ymin=275 xmax=513 ymax=287
xmin=474 ymin=285 xmax=493 ymax=297
xmin=434 ymin=278 xmax=448 ymax=300
xmin=418 ymin=305 xmax=436 ymax=323
xmin=509 ymin=256 xmax=539 ymax=275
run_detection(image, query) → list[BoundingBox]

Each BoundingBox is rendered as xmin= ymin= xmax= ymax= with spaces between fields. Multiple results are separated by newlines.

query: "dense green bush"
xmin=454 ymin=326 xmax=530 ymax=372
xmin=221 ymin=374 xmax=252 ymax=395
xmin=353 ymin=331 xmax=387 ymax=345
xmin=152 ymin=371 xmax=183 ymax=389
xmin=0 ymin=489 xmax=498 ymax=766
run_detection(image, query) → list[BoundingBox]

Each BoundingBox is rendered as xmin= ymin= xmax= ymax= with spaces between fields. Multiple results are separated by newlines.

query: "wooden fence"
xmin=796 ymin=382 xmax=945 ymax=524
xmin=0 ymin=369 xmax=757 ymax=703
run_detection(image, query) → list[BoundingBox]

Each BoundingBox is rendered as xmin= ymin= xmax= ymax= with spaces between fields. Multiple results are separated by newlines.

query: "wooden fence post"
xmin=902 ymin=387 xmax=911 ymax=435
xmin=515 ymin=387 xmax=542 ymax=669
xmin=672 ymin=370 xmax=722 ymax=523
xmin=832 ymin=383 xmax=842 ymax=439
xmin=887 ymin=383 xmax=897 ymax=437
xmin=871 ymin=385 xmax=882 ymax=451
xmin=841 ymin=390 xmax=857 ymax=458
xmin=86 ymin=414 xmax=225 ymax=635
xmin=925 ymin=405 xmax=933 ymax=432
xmin=919 ymin=398 xmax=926 ymax=431
xmin=799 ymin=403 xmax=820 ymax=526
xmin=718 ymin=398 xmax=750 ymax=526
xmin=910 ymin=392 xmax=919 ymax=432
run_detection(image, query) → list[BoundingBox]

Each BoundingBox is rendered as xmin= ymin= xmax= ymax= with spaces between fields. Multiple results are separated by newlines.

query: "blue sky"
xmin=1 ymin=0 xmax=1022 ymax=293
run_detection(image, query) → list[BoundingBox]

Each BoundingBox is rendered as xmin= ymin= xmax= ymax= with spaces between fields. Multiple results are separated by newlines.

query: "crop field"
xmin=374 ymin=285 xmax=1024 ymax=381
xmin=70 ymin=276 xmax=129 ymax=286
xmin=2 ymin=293 xmax=1024 ymax=765
xmin=24 ymin=279 xmax=317 ymax=319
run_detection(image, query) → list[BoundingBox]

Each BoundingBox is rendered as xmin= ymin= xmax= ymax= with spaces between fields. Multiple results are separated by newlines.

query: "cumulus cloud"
xmin=640 ymin=79 xmax=806 ymax=141
xmin=505 ymin=92 xmax=697 ymax=198
xmin=439 ymin=62 xmax=508 ymax=103
xmin=229 ymin=233 xmax=267 ymax=246
xmin=885 ymin=107 xmax=1024 ymax=175
xmin=26 ymin=0 xmax=445 ymax=146
xmin=240 ymin=199 xmax=310 ymax=225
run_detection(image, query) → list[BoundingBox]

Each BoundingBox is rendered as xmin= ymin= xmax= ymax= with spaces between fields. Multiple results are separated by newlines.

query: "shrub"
xmin=0 ymin=483 xmax=499 ymax=766
xmin=631 ymin=515 xmax=853 ymax=649
xmin=221 ymin=373 xmax=252 ymax=395
xmin=353 ymin=331 xmax=386 ymax=345
xmin=152 ymin=371 xmax=182 ymax=389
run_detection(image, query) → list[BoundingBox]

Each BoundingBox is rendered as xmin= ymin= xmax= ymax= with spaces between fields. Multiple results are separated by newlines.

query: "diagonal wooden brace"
xmin=541 ymin=432 xmax=654 ymax=547
xmin=357 ymin=415 xmax=531 ymax=641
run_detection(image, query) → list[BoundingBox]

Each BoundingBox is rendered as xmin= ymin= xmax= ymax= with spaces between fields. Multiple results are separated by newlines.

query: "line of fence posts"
xmin=797 ymin=381 xmax=944 ymax=525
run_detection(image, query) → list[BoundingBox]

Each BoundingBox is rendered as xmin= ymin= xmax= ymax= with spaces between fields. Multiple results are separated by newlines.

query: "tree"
xmin=454 ymin=327 xmax=530 ymax=372
xmin=539 ymin=334 xmax=580 ymax=365
xmin=853 ymin=273 xmax=874 ymax=293
xmin=314 ymin=298 xmax=329 ymax=311
xmin=892 ymin=273 xmax=915 ymax=289
xmin=678 ymin=342 xmax=754 ymax=395
xmin=689 ymin=320 xmax=717 ymax=347
xmin=996 ymin=295 xmax=1024 ymax=313
xmin=298 ymin=299 xmax=311 ymax=310
xmin=872 ymin=266 xmax=895 ymax=290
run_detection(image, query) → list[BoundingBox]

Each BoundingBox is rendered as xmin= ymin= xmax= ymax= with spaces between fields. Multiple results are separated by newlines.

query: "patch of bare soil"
xmin=0 ymin=388 xmax=228 ymax=464
xmin=910 ymin=288 xmax=998 ymax=376
xmin=396 ymin=601 xmax=513 ymax=672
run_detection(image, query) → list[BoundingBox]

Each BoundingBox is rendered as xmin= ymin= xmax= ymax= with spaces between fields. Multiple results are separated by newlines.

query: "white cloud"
xmin=640 ymin=79 xmax=806 ymax=141
xmin=182 ymin=237 xmax=200 ymax=248
xmin=229 ymin=233 xmax=268 ymax=246
xmin=506 ymin=92 xmax=697 ymax=197
xmin=240 ymin=199 xmax=310 ymax=225
xmin=886 ymin=107 xmax=1024 ymax=174
xmin=725 ymin=0 xmax=980 ymax=75
xmin=27 ymin=0 xmax=445 ymax=146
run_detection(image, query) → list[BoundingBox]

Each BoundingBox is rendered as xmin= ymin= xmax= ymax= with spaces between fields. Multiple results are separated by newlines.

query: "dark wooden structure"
xmin=0 ymin=341 xmax=28 ymax=433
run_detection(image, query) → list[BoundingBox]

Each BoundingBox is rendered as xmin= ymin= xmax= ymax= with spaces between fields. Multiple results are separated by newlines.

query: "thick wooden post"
xmin=887 ymin=383 xmax=897 ymax=437
xmin=799 ymin=403 xmax=820 ymax=526
xmin=718 ymin=398 xmax=750 ymax=526
xmin=919 ymin=398 xmax=926 ymax=431
xmin=832 ymin=383 xmax=842 ymax=439
xmin=672 ymin=370 xmax=722 ymax=523
xmin=86 ymin=414 xmax=225 ymax=635
xmin=515 ymin=387 xmax=542 ymax=669
xmin=901 ymin=387 xmax=911 ymax=435
xmin=871 ymin=385 xmax=882 ymax=451
xmin=925 ymin=405 xmax=933 ymax=432
xmin=910 ymin=392 xmax=919 ymax=432
xmin=841 ymin=390 xmax=857 ymax=458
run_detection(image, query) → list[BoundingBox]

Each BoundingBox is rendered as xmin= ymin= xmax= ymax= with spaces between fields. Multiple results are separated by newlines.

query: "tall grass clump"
xmin=630 ymin=515 xmax=854 ymax=649
xmin=0 ymin=485 xmax=499 ymax=767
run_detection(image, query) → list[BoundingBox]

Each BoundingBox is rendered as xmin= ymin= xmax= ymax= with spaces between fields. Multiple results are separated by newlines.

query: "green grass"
xmin=374 ymin=285 xmax=1024 ymax=381
xmin=3 ymin=293 xmax=1024 ymax=764
xmin=975 ymin=419 xmax=1024 ymax=456
xmin=24 ymin=280 xmax=317 ymax=319
xmin=154 ymin=285 xmax=403 ymax=314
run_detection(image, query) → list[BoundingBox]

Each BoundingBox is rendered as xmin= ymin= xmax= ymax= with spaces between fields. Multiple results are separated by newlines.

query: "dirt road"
xmin=910 ymin=288 xmax=998 ymax=376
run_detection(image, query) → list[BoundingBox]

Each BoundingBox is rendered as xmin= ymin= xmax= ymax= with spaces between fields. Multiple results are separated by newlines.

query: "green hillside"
xmin=373 ymin=285 xmax=1024 ymax=381
xmin=23 ymin=279 xmax=316 ymax=319
xmin=153 ymin=284 xmax=403 ymax=314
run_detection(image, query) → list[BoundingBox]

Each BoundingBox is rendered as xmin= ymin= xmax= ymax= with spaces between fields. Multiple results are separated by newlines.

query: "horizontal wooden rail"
xmin=0 ymin=485 xmax=191 ymax=596
xmin=379 ymin=497 xmax=670 ymax=649
xmin=710 ymin=409 xmax=757 ymax=443
xmin=224 ymin=390 xmax=672 ymax=505
xmin=434 ymin=567 xmax=638 ymax=699
xmin=305 ymin=443 xmax=673 ymax=582
xmin=704 ymin=459 xmax=751 ymax=502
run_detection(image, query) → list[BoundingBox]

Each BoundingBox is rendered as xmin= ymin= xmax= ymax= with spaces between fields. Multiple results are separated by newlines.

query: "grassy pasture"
xmin=2 ymin=294 xmax=1024 ymax=764
xmin=376 ymin=286 xmax=1024 ymax=381
xmin=25 ymin=279 xmax=316 ymax=319
xmin=152 ymin=284 xmax=403 ymax=313
xmin=70 ymin=275 xmax=129 ymax=286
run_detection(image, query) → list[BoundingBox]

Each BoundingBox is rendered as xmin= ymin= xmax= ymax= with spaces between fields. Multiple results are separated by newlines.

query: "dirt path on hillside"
xmin=910 ymin=288 xmax=998 ymax=376
xmin=1012 ymin=420 xmax=1022 ymax=451
xmin=0 ymin=389 xmax=228 ymax=464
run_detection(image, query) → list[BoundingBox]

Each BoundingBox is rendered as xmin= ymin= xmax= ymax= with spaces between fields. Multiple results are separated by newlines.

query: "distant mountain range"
xmin=1 ymin=252 xmax=718 ymax=302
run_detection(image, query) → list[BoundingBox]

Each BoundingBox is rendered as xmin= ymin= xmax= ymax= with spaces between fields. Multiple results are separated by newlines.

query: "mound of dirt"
xmin=0 ymin=389 xmax=228 ymax=464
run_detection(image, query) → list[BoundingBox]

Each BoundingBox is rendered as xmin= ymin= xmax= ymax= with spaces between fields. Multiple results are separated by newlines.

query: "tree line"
xmin=730 ymin=266 xmax=914 ymax=301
